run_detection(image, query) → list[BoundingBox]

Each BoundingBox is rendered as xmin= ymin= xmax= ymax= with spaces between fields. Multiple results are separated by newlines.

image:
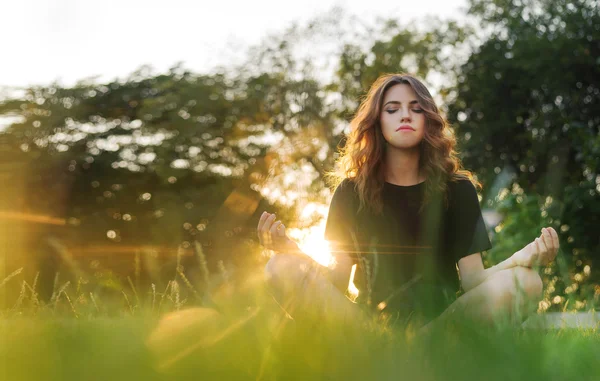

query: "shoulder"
xmin=332 ymin=178 xmax=357 ymax=197
xmin=446 ymin=178 xmax=480 ymax=205
xmin=448 ymin=178 xmax=478 ymax=193
xmin=330 ymin=178 xmax=359 ymax=207
xmin=326 ymin=179 xmax=359 ymax=229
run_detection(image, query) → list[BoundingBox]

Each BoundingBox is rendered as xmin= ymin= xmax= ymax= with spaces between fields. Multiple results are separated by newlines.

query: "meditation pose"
xmin=258 ymin=73 xmax=559 ymax=331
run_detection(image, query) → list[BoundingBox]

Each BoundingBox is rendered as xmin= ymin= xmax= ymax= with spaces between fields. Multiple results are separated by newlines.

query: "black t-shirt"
xmin=324 ymin=178 xmax=492 ymax=320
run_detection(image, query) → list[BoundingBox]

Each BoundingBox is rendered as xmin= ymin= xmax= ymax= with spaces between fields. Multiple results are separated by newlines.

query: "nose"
xmin=398 ymin=107 xmax=411 ymax=122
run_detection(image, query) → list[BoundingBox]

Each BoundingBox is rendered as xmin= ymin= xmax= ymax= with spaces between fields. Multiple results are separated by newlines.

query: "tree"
xmin=447 ymin=0 xmax=600 ymax=310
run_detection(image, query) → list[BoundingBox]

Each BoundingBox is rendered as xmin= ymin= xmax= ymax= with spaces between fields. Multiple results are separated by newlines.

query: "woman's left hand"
xmin=512 ymin=227 xmax=560 ymax=268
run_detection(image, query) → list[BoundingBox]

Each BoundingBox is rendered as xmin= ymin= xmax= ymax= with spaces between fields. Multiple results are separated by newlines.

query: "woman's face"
xmin=379 ymin=83 xmax=426 ymax=150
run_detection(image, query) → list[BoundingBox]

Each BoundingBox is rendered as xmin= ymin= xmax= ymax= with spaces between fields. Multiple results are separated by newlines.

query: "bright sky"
xmin=0 ymin=0 xmax=468 ymax=88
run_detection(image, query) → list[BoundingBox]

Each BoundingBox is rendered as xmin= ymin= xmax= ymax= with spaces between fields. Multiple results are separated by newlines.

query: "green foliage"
xmin=451 ymin=0 xmax=600 ymax=193
xmin=446 ymin=0 xmax=600 ymax=310
xmin=334 ymin=19 xmax=472 ymax=117
xmin=0 ymin=3 xmax=598 ymax=312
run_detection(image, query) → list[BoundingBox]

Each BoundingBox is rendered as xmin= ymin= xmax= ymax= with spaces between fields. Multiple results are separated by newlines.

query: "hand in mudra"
xmin=257 ymin=212 xmax=297 ymax=254
xmin=513 ymin=227 xmax=560 ymax=268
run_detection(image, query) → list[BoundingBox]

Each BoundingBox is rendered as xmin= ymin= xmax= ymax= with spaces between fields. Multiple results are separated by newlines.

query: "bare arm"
xmin=458 ymin=253 xmax=517 ymax=293
xmin=458 ymin=227 xmax=560 ymax=293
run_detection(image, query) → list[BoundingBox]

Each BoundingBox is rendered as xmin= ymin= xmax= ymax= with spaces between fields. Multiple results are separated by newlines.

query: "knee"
xmin=494 ymin=267 xmax=543 ymax=304
xmin=264 ymin=254 xmax=315 ymax=290
xmin=509 ymin=267 xmax=543 ymax=300
xmin=264 ymin=254 xmax=283 ymax=281
xmin=265 ymin=254 xmax=309 ymax=278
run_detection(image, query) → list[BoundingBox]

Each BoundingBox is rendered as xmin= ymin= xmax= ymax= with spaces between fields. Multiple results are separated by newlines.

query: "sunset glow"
xmin=298 ymin=231 xmax=334 ymax=268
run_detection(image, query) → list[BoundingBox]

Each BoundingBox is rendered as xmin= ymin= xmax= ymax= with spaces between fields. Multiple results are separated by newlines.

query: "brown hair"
xmin=329 ymin=73 xmax=479 ymax=214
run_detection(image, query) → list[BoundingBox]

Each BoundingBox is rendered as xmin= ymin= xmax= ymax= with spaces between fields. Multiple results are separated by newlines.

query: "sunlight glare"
xmin=298 ymin=230 xmax=335 ymax=268
xmin=346 ymin=264 xmax=360 ymax=303
xmin=286 ymin=202 xmax=335 ymax=268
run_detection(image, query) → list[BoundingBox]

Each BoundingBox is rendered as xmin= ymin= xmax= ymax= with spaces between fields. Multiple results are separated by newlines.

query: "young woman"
xmin=257 ymin=73 xmax=559 ymax=330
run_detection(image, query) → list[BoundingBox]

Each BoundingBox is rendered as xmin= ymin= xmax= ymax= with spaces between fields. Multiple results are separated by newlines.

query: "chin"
xmin=388 ymin=141 xmax=421 ymax=150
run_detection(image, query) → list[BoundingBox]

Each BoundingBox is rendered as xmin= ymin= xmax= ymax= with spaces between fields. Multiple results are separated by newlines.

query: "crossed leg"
xmin=265 ymin=253 xmax=543 ymax=331
xmin=418 ymin=266 xmax=543 ymax=334
xmin=264 ymin=253 xmax=364 ymax=324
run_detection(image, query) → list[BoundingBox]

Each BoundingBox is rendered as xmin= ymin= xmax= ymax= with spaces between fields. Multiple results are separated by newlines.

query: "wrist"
xmin=509 ymin=250 xmax=521 ymax=267
xmin=284 ymin=239 xmax=300 ymax=254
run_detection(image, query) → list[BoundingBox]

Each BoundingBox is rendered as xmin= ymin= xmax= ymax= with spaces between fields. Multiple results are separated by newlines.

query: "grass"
xmin=1 ymin=256 xmax=599 ymax=380
xmin=1 ymin=305 xmax=599 ymax=380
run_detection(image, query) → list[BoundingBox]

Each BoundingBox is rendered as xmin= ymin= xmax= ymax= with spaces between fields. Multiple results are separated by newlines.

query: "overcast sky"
xmin=0 ymin=0 xmax=468 ymax=88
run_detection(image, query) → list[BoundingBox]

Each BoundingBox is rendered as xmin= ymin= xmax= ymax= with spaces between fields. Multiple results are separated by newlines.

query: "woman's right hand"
xmin=257 ymin=211 xmax=298 ymax=254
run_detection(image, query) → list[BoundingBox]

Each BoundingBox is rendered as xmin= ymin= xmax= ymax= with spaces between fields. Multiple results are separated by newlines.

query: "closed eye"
xmin=385 ymin=109 xmax=424 ymax=114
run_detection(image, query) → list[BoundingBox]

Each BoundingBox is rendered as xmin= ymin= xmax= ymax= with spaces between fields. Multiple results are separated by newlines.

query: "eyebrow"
xmin=383 ymin=100 xmax=419 ymax=107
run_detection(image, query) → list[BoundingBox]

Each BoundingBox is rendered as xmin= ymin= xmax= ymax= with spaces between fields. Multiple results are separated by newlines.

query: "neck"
xmin=384 ymin=144 xmax=424 ymax=186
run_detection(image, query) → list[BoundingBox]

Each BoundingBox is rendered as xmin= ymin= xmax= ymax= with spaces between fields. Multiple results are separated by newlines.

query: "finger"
xmin=537 ymin=237 xmax=548 ymax=253
xmin=278 ymin=223 xmax=286 ymax=237
xmin=532 ymin=238 xmax=542 ymax=265
xmin=260 ymin=213 xmax=275 ymax=233
xmin=548 ymin=227 xmax=560 ymax=250
xmin=257 ymin=212 xmax=270 ymax=232
xmin=537 ymin=237 xmax=549 ymax=264
xmin=263 ymin=230 xmax=272 ymax=246
xmin=270 ymin=220 xmax=283 ymax=236
xmin=541 ymin=228 xmax=553 ymax=251
xmin=545 ymin=227 xmax=559 ymax=261
xmin=262 ymin=213 xmax=277 ymax=233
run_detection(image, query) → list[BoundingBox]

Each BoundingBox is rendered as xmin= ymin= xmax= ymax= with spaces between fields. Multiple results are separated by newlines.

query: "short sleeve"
xmin=324 ymin=179 xmax=360 ymax=259
xmin=448 ymin=180 xmax=492 ymax=262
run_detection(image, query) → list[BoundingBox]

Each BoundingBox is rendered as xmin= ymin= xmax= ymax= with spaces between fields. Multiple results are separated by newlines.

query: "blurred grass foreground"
xmin=0 ymin=258 xmax=599 ymax=381
xmin=1 ymin=1 xmax=600 ymax=380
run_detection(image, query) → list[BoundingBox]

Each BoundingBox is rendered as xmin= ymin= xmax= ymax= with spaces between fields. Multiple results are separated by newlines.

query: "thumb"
xmin=278 ymin=224 xmax=286 ymax=237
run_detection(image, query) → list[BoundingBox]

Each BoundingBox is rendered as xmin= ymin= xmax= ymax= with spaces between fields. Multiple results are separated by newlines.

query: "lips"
xmin=396 ymin=125 xmax=415 ymax=131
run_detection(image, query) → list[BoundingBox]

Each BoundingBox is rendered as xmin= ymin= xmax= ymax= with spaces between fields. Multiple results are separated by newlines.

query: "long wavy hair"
xmin=330 ymin=73 xmax=479 ymax=215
